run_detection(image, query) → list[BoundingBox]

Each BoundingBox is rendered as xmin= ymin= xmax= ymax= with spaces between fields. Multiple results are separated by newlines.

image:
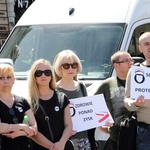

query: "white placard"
xmin=131 ymin=65 xmax=150 ymax=99
xmin=70 ymin=94 xmax=114 ymax=132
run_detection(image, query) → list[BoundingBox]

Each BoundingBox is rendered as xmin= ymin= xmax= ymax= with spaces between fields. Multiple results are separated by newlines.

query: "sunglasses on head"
xmin=35 ymin=69 xmax=52 ymax=77
xmin=9 ymin=108 xmax=19 ymax=124
xmin=61 ymin=63 xmax=78 ymax=70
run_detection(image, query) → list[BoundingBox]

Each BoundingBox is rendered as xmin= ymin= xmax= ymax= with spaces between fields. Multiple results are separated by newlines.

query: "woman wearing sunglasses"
xmin=53 ymin=50 xmax=97 ymax=150
xmin=27 ymin=59 xmax=73 ymax=150
xmin=0 ymin=58 xmax=37 ymax=150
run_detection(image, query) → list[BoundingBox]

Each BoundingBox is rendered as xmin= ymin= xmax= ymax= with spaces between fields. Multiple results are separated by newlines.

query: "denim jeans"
xmin=136 ymin=126 xmax=150 ymax=150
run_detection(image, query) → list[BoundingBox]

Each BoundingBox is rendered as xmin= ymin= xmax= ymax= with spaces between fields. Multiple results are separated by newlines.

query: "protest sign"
xmin=70 ymin=94 xmax=114 ymax=132
xmin=131 ymin=65 xmax=150 ymax=99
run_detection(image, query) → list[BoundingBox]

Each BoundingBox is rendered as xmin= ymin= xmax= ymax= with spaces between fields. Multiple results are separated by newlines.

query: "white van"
xmin=0 ymin=0 xmax=150 ymax=97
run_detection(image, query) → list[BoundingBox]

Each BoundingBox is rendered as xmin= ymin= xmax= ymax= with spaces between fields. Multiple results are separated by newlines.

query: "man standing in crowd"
xmin=94 ymin=50 xmax=134 ymax=150
xmin=124 ymin=32 xmax=150 ymax=150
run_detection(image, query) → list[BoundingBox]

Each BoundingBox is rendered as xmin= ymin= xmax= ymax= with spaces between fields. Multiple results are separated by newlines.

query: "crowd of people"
xmin=0 ymin=32 xmax=150 ymax=150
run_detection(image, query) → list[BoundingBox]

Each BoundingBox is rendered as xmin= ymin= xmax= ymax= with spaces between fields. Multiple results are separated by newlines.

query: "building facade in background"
xmin=0 ymin=0 xmax=34 ymax=48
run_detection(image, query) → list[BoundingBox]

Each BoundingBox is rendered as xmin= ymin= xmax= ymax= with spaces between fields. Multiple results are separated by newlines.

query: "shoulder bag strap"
xmin=39 ymin=104 xmax=54 ymax=141
xmin=79 ymin=82 xmax=87 ymax=96
xmin=57 ymin=92 xmax=64 ymax=109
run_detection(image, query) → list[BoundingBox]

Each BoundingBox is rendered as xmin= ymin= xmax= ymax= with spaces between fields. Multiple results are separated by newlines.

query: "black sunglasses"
xmin=35 ymin=69 xmax=52 ymax=77
xmin=9 ymin=108 xmax=19 ymax=124
xmin=61 ymin=63 xmax=78 ymax=70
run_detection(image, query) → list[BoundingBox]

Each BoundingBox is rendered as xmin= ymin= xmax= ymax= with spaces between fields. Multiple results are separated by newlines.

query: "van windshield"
xmin=0 ymin=24 xmax=125 ymax=80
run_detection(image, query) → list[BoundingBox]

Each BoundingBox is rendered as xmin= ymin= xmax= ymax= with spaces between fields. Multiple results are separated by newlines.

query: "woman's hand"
xmin=3 ymin=128 xmax=26 ymax=138
xmin=98 ymin=121 xmax=113 ymax=134
xmin=50 ymin=141 xmax=65 ymax=150
xmin=21 ymin=124 xmax=37 ymax=136
xmin=71 ymin=130 xmax=76 ymax=136
xmin=104 ymin=121 xmax=113 ymax=127
xmin=10 ymin=124 xmax=37 ymax=137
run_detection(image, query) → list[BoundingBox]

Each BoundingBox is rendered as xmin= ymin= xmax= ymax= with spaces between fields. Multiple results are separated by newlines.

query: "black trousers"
xmin=87 ymin=128 xmax=99 ymax=150
xmin=105 ymin=138 xmax=118 ymax=150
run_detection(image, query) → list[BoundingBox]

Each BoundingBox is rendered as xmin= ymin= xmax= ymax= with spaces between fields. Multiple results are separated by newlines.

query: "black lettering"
xmin=83 ymin=117 xmax=93 ymax=122
xmin=75 ymin=102 xmax=93 ymax=108
xmin=135 ymin=88 xmax=150 ymax=92
xmin=78 ymin=109 xmax=93 ymax=115
xmin=146 ymin=73 xmax=150 ymax=77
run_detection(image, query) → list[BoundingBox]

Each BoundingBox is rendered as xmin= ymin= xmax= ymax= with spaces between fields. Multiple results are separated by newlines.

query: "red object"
xmin=96 ymin=112 xmax=109 ymax=123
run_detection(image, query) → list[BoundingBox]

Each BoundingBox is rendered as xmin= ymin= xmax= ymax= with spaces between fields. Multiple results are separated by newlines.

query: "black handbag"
xmin=0 ymin=134 xmax=2 ymax=150
xmin=64 ymin=140 xmax=74 ymax=150
xmin=118 ymin=112 xmax=137 ymax=150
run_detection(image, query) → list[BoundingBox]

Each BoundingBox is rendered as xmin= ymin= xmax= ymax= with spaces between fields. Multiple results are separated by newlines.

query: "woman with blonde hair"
xmin=54 ymin=49 xmax=82 ymax=83
xmin=53 ymin=50 xmax=97 ymax=150
xmin=28 ymin=58 xmax=73 ymax=150
xmin=0 ymin=58 xmax=37 ymax=150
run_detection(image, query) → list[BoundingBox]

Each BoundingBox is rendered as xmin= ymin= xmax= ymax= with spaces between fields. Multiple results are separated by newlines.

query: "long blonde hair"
xmin=28 ymin=59 xmax=56 ymax=113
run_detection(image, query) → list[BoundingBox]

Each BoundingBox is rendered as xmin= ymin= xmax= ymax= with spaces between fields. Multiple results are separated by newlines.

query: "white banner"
xmin=70 ymin=94 xmax=114 ymax=132
xmin=131 ymin=65 xmax=150 ymax=99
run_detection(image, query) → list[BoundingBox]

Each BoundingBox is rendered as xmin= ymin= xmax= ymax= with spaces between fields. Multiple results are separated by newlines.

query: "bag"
xmin=0 ymin=134 xmax=2 ymax=150
xmin=64 ymin=140 xmax=74 ymax=150
xmin=118 ymin=112 xmax=137 ymax=150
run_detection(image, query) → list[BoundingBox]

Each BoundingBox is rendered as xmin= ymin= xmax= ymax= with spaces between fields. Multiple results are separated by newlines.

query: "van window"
xmin=0 ymin=23 xmax=125 ymax=80
xmin=128 ymin=23 xmax=150 ymax=59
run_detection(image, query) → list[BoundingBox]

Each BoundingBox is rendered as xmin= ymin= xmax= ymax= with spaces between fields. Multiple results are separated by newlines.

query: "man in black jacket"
xmin=94 ymin=50 xmax=133 ymax=150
